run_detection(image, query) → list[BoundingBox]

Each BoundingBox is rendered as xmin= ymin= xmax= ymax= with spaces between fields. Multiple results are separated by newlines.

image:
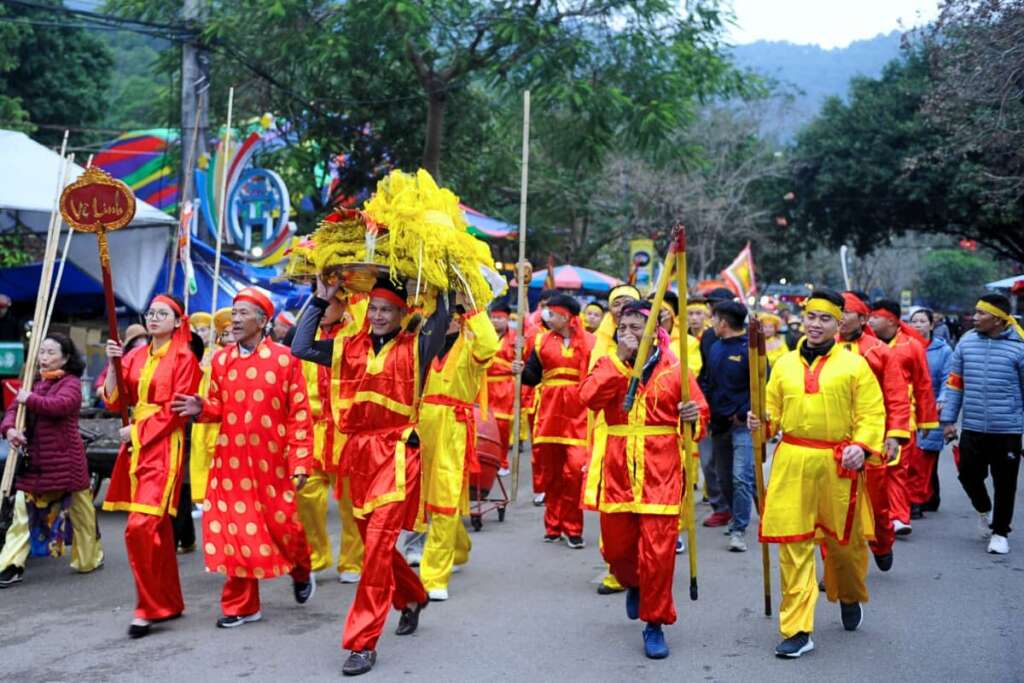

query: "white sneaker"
xmin=405 ymin=551 xmax=422 ymax=567
xmin=978 ymin=511 xmax=993 ymax=539
xmin=675 ymin=536 xmax=686 ymax=555
xmin=451 ymin=564 xmax=462 ymax=574
xmin=497 ymin=468 xmax=510 ymax=477
xmin=532 ymin=492 xmax=545 ymax=506
xmin=428 ymin=588 xmax=449 ymax=601
xmin=893 ymin=520 xmax=912 ymax=536
xmin=338 ymin=572 xmax=361 ymax=584
xmin=728 ymin=531 xmax=748 ymax=552
xmin=988 ymin=534 xmax=1009 ymax=555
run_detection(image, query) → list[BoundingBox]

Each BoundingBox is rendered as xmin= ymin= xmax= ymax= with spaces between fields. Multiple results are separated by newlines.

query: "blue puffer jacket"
xmin=919 ymin=337 xmax=953 ymax=450
xmin=940 ymin=325 xmax=1024 ymax=434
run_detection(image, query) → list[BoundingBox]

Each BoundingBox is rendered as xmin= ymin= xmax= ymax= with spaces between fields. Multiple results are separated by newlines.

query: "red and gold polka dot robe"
xmin=198 ymin=337 xmax=314 ymax=580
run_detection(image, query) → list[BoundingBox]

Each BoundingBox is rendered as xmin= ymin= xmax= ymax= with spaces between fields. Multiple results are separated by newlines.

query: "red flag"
xmin=720 ymin=242 xmax=757 ymax=299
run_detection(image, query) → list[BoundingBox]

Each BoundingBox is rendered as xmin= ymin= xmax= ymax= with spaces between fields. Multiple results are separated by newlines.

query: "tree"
xmin=917 ymin=249 xmax=1001 ymax=311
xmin=0 ymin=0 xmax=114 ymax=145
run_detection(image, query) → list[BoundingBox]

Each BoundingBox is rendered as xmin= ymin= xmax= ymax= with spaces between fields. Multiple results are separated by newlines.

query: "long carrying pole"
xmin=748 ymin=319 xmax=772 ymax=616
xmin=510 ymin=90 xmax=530 ymax=503
xmin=208 ymin=87 xmax=234 ymax=327
xmin=1 ymin=135 xmax=71 ymax=504
xmin=674 ymin=227 xmax=698 ymax=601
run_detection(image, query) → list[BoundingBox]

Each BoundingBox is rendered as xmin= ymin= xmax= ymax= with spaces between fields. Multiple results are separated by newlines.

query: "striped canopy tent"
xmin=460 ymin=204 xmax=517 ymax=240
xmin=530 ymin=265 xmax=622 ymax=294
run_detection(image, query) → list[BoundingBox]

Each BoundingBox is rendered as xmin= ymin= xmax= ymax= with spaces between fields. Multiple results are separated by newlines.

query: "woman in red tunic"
xmin=102 ymin=294 xmax=201 ymax=638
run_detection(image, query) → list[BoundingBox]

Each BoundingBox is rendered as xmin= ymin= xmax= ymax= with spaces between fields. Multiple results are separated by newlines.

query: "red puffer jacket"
xmin=1 ymin=374 xmax=90 ymax=494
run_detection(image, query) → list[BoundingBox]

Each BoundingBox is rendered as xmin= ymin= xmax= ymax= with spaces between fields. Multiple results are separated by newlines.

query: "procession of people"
xmin=1 ymin=168 xmax=1022 ymax=678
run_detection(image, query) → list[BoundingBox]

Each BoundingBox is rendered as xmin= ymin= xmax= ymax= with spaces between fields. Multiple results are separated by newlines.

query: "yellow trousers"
xmin=0 ymin=490 xmax=103 ymax=573
xmin=420 ymin=508 xmax=472 ymax=592
xmin=295 ymin=471 xmax=364 ymax=574
xmin=777 ymin=518 xmax=869 ymax=637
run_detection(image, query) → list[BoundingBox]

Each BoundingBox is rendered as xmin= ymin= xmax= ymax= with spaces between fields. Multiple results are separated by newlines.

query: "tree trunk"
xmin=422 ymin=87 xmax=447 ymax=180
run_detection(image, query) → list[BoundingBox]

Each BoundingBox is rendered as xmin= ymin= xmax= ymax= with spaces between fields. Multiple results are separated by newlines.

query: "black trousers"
xmin=957 ymin=430 xmax=1023 ymax=537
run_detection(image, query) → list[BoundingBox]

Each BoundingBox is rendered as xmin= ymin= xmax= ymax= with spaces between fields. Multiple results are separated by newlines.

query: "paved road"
xmin=2 ymin=454 xmax=1022 ymax=682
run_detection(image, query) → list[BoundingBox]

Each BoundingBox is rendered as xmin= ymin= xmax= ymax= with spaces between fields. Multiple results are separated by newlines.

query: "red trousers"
xmin=600 ymin=512 xmax=677 ymax=625
xmin=534 ymin=442 xmax=586 ymax=537
xmin=864 ymin=466 xmax=895 ymax=556
xmin=125 ymin=512 xmax=183 ymax=621
xmin=341 ymin=499 xmax=427 ymax=651
xmin=907 ymin=446 xmax=939 ymax=505
xmin=888 ymin=437 xmax=916 ymax=524
xmin=221 ymin=562 xmax=312 ymax=616
xmin=531 ymin=442 xmax=544 ymax=494
xmin=495 ymin=418 xmax=511 ymax=469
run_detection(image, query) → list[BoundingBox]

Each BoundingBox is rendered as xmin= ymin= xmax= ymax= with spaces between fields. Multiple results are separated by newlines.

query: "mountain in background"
xmin=731 ymin=31 xmax=904 ymax=140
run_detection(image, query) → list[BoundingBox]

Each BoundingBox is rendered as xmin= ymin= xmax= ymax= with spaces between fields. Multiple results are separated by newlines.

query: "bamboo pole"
xmin=748 ymin=319 xmax=772 ymax=616
xmin=1 ymin=134 xmax=71 ymax=503
xmin=674 ymin=227 xmax=698 ymax=601
xmin=170 ymin=100 xmax=205 ymax=293
xmin=510 ymin=90 xmax=530 ymax=504
xmin=623 ymin=237 xmax=676 ymax=412
xmin=42 ymin=154 xmax=93 ymax=339
xmin=208 ymin=87 xmax=234 ymax=327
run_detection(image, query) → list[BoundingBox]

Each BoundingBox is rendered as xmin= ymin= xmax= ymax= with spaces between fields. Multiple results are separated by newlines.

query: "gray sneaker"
xmin=728 ymin=531 xmax=747 ymax=552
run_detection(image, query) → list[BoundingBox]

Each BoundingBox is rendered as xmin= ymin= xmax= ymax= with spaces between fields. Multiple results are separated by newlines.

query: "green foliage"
xmin=0 ymin=0 xmax=114 ymax=145
xmin=917 ymin=249 xmax=1000 ymax=311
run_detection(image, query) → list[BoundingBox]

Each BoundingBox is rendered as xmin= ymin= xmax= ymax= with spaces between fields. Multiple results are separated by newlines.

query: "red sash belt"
xmin=422 ymin=395 xmax=480 ymax=474
xmin=780 ymin=434 xmax=858 ymax=480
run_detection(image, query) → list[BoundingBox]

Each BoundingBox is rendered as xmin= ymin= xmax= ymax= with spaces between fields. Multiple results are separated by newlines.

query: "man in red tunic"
xmin=173 ymin=288 xmax=316 ymax=627
xmin=292 ymin=275 xmax=450 ymax=677
xmin=513 ymin=293 xmax=594 ymax=548
xmin=581 ymin=300 xmax=708 ymax=659
xmin=837 ymin=292 xmax=912 ymax=570
xmin=869 ymin=299 xmax=939 ymax=533
xmin=485 ymin=300 xmax=524 ymax=472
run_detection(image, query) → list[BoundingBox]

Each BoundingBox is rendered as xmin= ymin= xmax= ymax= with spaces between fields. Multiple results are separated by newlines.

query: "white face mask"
xmin=540 ymin=308 xmax=553 ymax=323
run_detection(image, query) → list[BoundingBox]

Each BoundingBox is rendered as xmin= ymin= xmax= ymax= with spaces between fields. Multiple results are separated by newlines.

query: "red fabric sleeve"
xmin=910 ymin=342 xmax=938 ymax=427
xmin=197 ymin=350 xmax=226 ymax=423
xmin=688 ymin=370 xmax=710 ymax=441
xmin=25 ymin=376 xmax=82 ymax=417
xmin=579 ymin=356 xmax=628 ymax=412
xmin=877 ymin=348 xmax=912 ymax=440
xmin=283 ymin=356 xmax=314 ymax=477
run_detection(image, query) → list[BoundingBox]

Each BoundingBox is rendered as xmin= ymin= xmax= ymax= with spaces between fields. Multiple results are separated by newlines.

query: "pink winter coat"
xmin=1 ymin=374 xmax=90 ymax=494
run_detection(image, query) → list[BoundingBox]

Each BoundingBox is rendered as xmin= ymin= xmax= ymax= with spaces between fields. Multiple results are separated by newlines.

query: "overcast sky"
xmin=726 ymin=0 xmax=941 ymax=49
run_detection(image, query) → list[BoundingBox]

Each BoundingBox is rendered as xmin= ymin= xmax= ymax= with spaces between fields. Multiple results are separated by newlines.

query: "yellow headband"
xmin=977 ymin=300 xmax=1024 ymax=337
xmin=585 ymin=303 xmax=604 ymax=313
xmin=608 ymin=284 xmax=641 ymax=303
xmin=687 ymin=303 xmax=709 ymax=312
xmin=803 ymin=298 xmax=842 ymax=321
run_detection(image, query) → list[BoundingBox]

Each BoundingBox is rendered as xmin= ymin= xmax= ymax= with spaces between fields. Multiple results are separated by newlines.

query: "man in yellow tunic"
xmin=295 ymin=293 xmax=366 ymax=583
xmin=748 ymin=289 xmax=885 ymax=659
xmin=418 ymin=306 xmax=499 ymax=600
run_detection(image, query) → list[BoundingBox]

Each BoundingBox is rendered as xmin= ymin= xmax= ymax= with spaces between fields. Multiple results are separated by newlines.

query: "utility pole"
xmin=171 ymin=0 xmax=210 ymax=290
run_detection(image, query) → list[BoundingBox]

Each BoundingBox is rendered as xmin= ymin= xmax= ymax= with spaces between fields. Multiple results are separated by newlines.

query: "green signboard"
xmin=0 ymin=342 xmax=25 ymax=376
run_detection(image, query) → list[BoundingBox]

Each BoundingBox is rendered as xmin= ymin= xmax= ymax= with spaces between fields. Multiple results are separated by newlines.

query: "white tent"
xmin=0 ymin=130 xmax=176 ymax=312
xmin=986 ymin=274 xmax=1024 ymax=291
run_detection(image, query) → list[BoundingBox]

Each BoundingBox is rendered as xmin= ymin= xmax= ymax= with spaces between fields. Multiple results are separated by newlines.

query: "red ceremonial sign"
xmin=59 ymin=166 xmax=136 ymax=233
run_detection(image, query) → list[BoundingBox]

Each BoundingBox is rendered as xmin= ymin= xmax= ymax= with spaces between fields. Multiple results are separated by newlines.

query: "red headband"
xmin=870 ymin=308 xmax=900 ymax=323
xmin=490 ymin=311 xmax=510 ymax=319
xmin=842 ymin=293 xmax=869 ymax=316
xmin=369 ymin=287 xmax=407 ymax=310
xmin=234 ymin=287 xmax=275 ymax=319
xmin=549 ymin=305 xmax=572 ymax=318
xmin=152 ymin=294 xmax=183 ymax=317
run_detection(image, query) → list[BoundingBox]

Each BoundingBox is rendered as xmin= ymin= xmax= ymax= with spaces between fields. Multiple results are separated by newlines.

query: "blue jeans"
xmin=699 ymin=438 xmax=728 ymax=513
xmin=712 ymin=425 xmax=755 ymax=533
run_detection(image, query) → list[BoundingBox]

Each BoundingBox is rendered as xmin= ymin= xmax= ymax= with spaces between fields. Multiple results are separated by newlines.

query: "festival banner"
xmin=628 ymin=238 xmax=655 ymax=291
xmin=721 ymin=242 xmax=757 ymax=299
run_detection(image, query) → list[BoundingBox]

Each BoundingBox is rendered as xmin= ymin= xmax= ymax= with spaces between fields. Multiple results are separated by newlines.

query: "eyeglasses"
xmin=144 ymin=309 xmax=172 ymax=320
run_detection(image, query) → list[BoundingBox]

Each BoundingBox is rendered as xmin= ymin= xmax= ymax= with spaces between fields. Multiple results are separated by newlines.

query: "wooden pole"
xmin=42 ymin=154 xmax=93 ymax=339
xmin=171 ymin=99 xmax=205 ymax=292
xmin=748 ymin=319 xmax=772 ymax=616
xmin=510 ymin=90 xmax=530 ymax=504
xmin=674 ymin=226 xmax=698 ymax=601
xmin=209 ymin=87 xmax=234 ymax=326
xmin=1 ymin=134 xmax=70 ymax=505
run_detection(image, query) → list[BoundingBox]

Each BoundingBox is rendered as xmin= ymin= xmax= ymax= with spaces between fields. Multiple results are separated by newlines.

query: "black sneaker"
xmin=910 ymin=505 xmax=923 ymax=520
xmin=873 ymin=552 xmax=893 ymax=572
xmin=395 ymin=601 xmax=426 ymax=636
xmin=127 ymin=622 xmax=151 ymax=639
xmin=342 ymin=650 xmax=377 ymax=676
xmin=293 ymin=573 xmax=316 ymax=604
xmin=817 ymin=579 xmax=825 ymax=592
xmin=216 ymin=612 xmax=263 ymax=628
xmin=0 ymin=565 xmax=24 ymax=588
xmin=775 ymin=632 xmax=814 ymax=658
xmin=840 ymin=602 xmax=863 ymax=631
xmin=543 ymin=534 xmax=562 ymax=543
xmin=566 ymin=535 xmax=585 ymax=549
xmin=596 ymin=583 xmax=625 ymax=595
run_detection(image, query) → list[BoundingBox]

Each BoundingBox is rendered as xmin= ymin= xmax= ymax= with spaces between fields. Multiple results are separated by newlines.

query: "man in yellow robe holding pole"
xmin=748 ymin=289 xmax=885 ymax=659
xmin=418 ymin=304 xmax=499 ymax=600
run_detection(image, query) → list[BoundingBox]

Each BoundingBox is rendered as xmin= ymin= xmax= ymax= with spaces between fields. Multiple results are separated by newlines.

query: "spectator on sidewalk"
xmin=702 ymin=300 xmax=755 ymax=551
xmin=0 ymin=294 xmax=21 ymax=342
xmin=909 ymin=308 xmax=953 ymax=512
xmin=941 ymin=293 xmax=1024 ymax=555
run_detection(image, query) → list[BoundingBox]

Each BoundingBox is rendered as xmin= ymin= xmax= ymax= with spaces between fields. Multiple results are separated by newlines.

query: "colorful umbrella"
xmin=460 ymin=204 xmax=517 ymax=240
xmin=530 ymin=265 xmax=622 ymax=293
